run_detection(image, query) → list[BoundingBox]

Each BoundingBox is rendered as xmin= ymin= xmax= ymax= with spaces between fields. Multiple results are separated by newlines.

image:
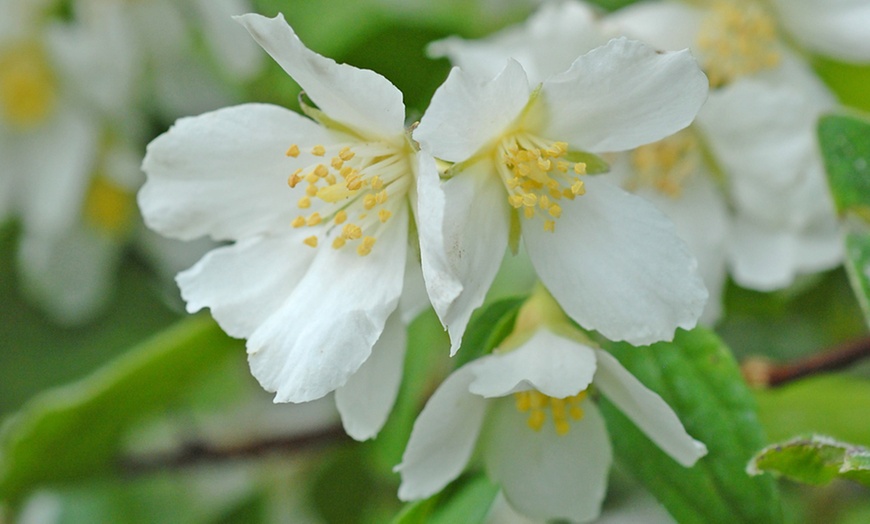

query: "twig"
xmin=742 ymin=335 xmax=870 ymax=388
xmin=119 ymin=424 xmax=349 ymax=476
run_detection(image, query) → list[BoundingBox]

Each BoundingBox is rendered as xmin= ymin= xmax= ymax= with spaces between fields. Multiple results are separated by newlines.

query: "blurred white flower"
xmin=396 ymin=292 xmax=706 ymax=523
xmin=414 ymin=35 xmax=708 ymax=351
xmin=139 ymin=13 xmax=439 ymax=441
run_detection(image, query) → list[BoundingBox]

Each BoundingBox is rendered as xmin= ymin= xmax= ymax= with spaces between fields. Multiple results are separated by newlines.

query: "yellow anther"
xmin=347 ymin=176 xmax=363 ymax=191
xmin=291 ymin=216 xmax=306 ymax=228
xmin=325 ymin=174 xmax=336 ymax=185
xmin=363 ymin=194 xmax=377 ymax=210
xmin=514 ymin=390 xmax=588 ymax=435
xmin=311 ymin=145 xmax=326 ymax=156
xmin=571 ymin=180 xmax=585 ymax=196
xmin=285 ymin=144 xmax=300 ymax=157
xmin=342 ymin=223 xmax=362 ymax=240
xmin=314 ymin=164 xmax=329 ymax=178
xmin=298 ymin=196 xmax=311 ymax=208
xmin=544 ymin=220 xmax=555 ymax=232
xmin=306 ymin=184 xmax=318 ymax=196
xmin=539 ymin=195 xmax=550 ymax=210
xmin=521 ymin=193 xmax=537 ymax=207
xmin=0 ymin=42 xmax=57 ymax=128
xmin=335 ymin=210 xmax=348 ymax=224
xmin=524 ymin=207 xmax=536 ymax=219
xmin=331 ymin=157 xmax=344 ymax=170
xmin=340 ymin=166 xmax=354 ymax=179
xmin=303 ymin=235 xmax=318 ymax=247
xmin=305 ymin=171 xmax=319 ymax=184
xmin=357 ymin=236 xmax=376 ymax=256
xmin=332 ymin=236 xmax=347 ymax=249
xmin=339 ymin=147 xmax=355 ymax=161
xmin=378 ymin=209 xmax=392 ymax=223
xmin=537 ymin=158 xmax=552 ymax=171
xmin=287 ymin=169 xmax=303 ymax=188
xmin=528 ymin=410 xmax=546 ymax=431
xmin=508 ymin=195 xmax=524 ymax=208
xmin=554 ymin=420 xmax=570 ymax=436
xmin=370 ymin=176 xmax=384 ymax=190
xmin=548 ymin=204 xmax=562 ymax=218
xmin=556 ymin=161 xmax=570 ymax=173
xmin=307 ymin=212 xmax=322 ymax=226
xmin=573 ymin=162 xmax=587 ymax=175
xmin=375 ymin=190 xmax=388 ymax=204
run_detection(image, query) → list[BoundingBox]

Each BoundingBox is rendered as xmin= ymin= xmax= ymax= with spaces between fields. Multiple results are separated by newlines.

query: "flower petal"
xmin=246 ymin=206 xmax=408 ymax=403
xmin=428 ymin=1 xmax=606 ymax=85
xmin=772 ymin=0 xmax=870 ymax=62
xmin=542 ymin=38 xmax=707 ymax=153
xmin=524 ymin=177 xmax=707 ymax=345
xmin=483 ymin=398 xmax=611 ymax=522
xmin=594 ymin=348 xmax=707 ymax=466
xmin=396 ymin=366 xmax=488 ymax=500
xmin=728 ymin=215 xmax=843 ymax=291
xmin=139 ymin=103 xmax=331 ymax=241
xmin=468 ymin=329 xmax=596 ymax=399
xmin=431 ymin=160 xmax=511 ymax=355
xmin=603 ymin=1 xmax=702 ymax=52
xmin=335 ymin=311 xmax=407 ymax=441
xmin=176 ymin=233 xmax=315 ymax=339
xmin=236 ymin=13 xmax=405 ymax=139
xmin=414 ymin=60 xmax=531 ymax=163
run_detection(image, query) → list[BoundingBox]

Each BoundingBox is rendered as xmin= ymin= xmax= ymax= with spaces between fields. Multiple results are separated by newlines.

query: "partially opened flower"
xmin=396 ymin=290 xmax=707 ymax=523
xmin=414 ymin=36 xmax=709 ymax=351
xmin=606 ymin=0 xmax=866 ymax=290
xmin=139 ymin=13 xmax=435 ymax=440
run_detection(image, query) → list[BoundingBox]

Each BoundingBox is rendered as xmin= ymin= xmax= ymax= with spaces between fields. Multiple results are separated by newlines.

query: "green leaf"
xmin=843 ymin=231 xmax=870 ymax=328
xmin=813 ymin=58 xmax=870 ymax=113
xmin=819 ymin=113 xmax=870 ymax=220
xmin=755 ymin=374 xmax=870 ymax=448
xmin=453 ymin=296 xmax=525 ymax=368
xmin=0 ymin=315 xmax=241 ymax=503
xmin=598 ymin=328 xmax=783 ymax=524
xmin=748 ymin=434 xmax=870 ymax=487
xmin=391 ymin=474 xmax=499 ymax=524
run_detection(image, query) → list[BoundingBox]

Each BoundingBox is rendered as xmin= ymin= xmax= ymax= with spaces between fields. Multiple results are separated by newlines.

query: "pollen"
xmin=303 ymin=235 xmax=318 ymax=247
xmin=0 ymin=41 xmax=57 ymax=129
xmin=283 ymin=142 xmax=412 ymax=255
xmin=696 ymin=0 xmax=781 ymax=87
xmin=514 ymin=390 xmax=588 ymax=436
xmin=628 ymin=128 xmax=700 ymax=198
xmin=497 ymin=134 xmax=588 ymax=232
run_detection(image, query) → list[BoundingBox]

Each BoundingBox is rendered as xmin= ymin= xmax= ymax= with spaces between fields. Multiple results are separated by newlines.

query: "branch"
xmin=119 ymin=424 xmax=349 ymax=475
xmin=742 ymin=334 xmax=870 ymax=388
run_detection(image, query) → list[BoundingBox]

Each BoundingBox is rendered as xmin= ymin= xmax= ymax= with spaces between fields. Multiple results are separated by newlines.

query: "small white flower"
xmin=396 ymin=301 xmax=706 ymax=522
xmin=415 ymin=35 xmax=709 ymax=351
xmin=139 ymin=13 xmax=436 ymax=440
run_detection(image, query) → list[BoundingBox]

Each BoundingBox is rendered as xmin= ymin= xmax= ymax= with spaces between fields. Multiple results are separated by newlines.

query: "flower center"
xmin=626 ymin=128 xmax=701 ymax=198
xmin=83 ymin=175 xmax=135 ymax=237
xmin=285 ymin=142 xmax=411 ymax=256
xmin=496 ymin=134 xmax=587 ymax=233
xmin=0 ymin=41 xmax=57 ymax=129
xmin=514 ymin=390 xmax=588 ymax=436
xmin=696 ymin=0 xmax=781 ymax=87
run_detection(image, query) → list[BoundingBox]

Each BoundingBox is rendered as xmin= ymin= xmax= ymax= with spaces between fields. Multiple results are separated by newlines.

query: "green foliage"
xmin=755 ymin=374 xmax=870 ymax=448
xmin=391 ymin=474 xmax=499 ymax=524
xmin=453 ymin=296 xmax=525 ymax=368
xmin=820 ymin=113 xmax=870 ymax=220
xmin=749 ymin=435 xmax=870 ymax=487
xmin=814 ymin=58 xmax=870 ymax=113
xmin=598 ymin=328 xmax=783 ymax=524
xmin=0 ymin=315 xmax=242 ymax=504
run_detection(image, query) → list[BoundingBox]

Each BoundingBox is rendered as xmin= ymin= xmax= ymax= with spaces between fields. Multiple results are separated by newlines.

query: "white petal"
xmin=396 ymin=366 xmax=488 ymax=500
xmin=772 ymin=0 xmax=870 ymax=62
xmin=236 ymin=13 xmax=405 ymax=139
xmin=18 ymin=106 xmax=99 ymax=235
xmin=246 ymin=206 xmax=409 ymax=403
xmin=414 ymin=60 xmax=531 ymax=163
xmin=433 ymin=161 xmax=511 ymax=355
xmin=593 ymin=349 xmax=707 ymax=466
xmin=18 ymin=224 xmax=121 ymax=325
xmin=483 ymin=398 xmax=611 ymax=523
xmin=176 ymin=233 xmax=315 ymax=339
xmin=728 ymin=215 xmax=843 ymax=291
xmin=139 ymin=103 xmax=331 ymax=241
xmin=397 ymin=245 xmax=430 ymax=324
xmin=603 ymin=2 xmax=702 ymax=52
xmin=524 ymin=177 xmax=707 ymax=345
xmin=414 ymin=150 xmax=463 ymax=322
xmin=335 ymin=311 xmax=407 ymax=441
xmin=429 ymin=1 xmax=606 ymax=85
xmin=190 ymin=0 xmax=263 ymax=80
xmin=542 ymin=38 xmax=708 ymax=153
xmin=468 ymin=329 xmax=596 ymax=399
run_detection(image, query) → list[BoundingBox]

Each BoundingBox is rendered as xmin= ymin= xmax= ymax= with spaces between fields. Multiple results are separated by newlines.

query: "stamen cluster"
xmin=628 ymin=129 xmax=700 ymax=198
xmin=515 ymin=390 xmax=588 ymax=436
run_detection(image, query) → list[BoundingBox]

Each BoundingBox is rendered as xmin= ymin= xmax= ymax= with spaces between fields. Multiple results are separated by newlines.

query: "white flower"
xmin=608 ymin=0 xmax=857 ymax=290
xmin=139 ymin=13 xmax=436 ymax=440
xmin=414 ymin=35 xmax=709 ymax=352
xmin=395 ymin=311 xmax=706 ymax=522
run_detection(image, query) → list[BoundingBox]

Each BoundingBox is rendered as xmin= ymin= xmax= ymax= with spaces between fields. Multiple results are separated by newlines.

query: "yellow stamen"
xmin=0 ymin=41 xmax=57 ymax=129
xmin=83 ymin=175 xmax=134 ymax=236
xmin=285 ymin=144 xmax=300 ymax=157
xmin=514 ymin=390 xmax=589 ymax=436
xmin=311 ymin=145 xmax=326 ymax=156
xmin=303 ymin=235 xmax=318 ymax=247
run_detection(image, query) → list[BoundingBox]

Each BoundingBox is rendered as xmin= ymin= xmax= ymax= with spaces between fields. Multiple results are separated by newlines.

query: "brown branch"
xmin=742 ymin=334 xmax=870 ymax=388
xmin=119 ymin=424 xmax=349 ymax=476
